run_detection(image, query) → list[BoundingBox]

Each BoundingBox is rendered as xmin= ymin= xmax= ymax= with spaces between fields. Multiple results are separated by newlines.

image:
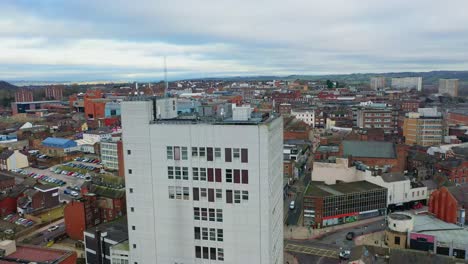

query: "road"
xmin=28 ymin=222 xmax=66 ymax=246
xmin=284 ymin=240 xmax=341 ymax=264
xmin=287 ymin=197 xmax=302 ymax=226
xmin=316 ymin=218 xmax=386 ymax=249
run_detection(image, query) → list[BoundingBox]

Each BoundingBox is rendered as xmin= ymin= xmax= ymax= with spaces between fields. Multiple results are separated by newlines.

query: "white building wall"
xmin=6 ymin=150 xmax=29 ymax=170
xmin=122 ymin=100 xmax=283 ymax=264
xmin=312 ymin=158 xmax=427 ymax=205
xmin=291 ymin=110 xmax=315 ymax=127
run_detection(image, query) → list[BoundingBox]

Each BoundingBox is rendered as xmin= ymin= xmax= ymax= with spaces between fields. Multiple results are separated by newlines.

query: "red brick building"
xmin=283 ymin=117 xmax=311 ymax=141
xmin=17 ymin=184 xmax=60 ymax=214
xmin=84 ymin=90 xmax=107 ymax=120
xmin=0 ymin=174 xmax=15 ymax=190
xmin=15 ymin=88 xmax=33 ymax=102
xmin=45 ymin=85 xmax=64 ymax=100
xmin=0 ymin=244 xmax=77 ymax=264
xmin=435 ymin=159 xmax=468 ymax=184
xmin=0 ymin=196 xmax=18 ymax=217
xmin=64 ymin=194 xmax=101 ymax=240
xmin=428 ymin=187 xmax=459 ymax=224
xmin=400 ymin=100 xmax=420 ymax=112
xmin=278 ymin=103 xmax=292 ymax=115
xmin=340 ymin=140 xmax=409 ymax=172
xmin=447 ymin=110 xmax=468 ymax=126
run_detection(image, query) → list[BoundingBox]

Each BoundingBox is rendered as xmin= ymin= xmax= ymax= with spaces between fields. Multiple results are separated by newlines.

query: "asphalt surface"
xmin=25 ymin=166 xmax=85 ymax=202
xmin=287 ymin=197 xmax=303 ymax=226
xmin=316 ymin=218 xmax=386 ymax=248
xmin=285 ymin=240 xmax=342 ymax=264
xmin=28 ymin=222 xmax=66 ymax=246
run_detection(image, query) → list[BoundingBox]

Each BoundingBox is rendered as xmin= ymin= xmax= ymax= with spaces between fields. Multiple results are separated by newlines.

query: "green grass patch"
xmin=38 ymin=206 xmax=65 ymax=222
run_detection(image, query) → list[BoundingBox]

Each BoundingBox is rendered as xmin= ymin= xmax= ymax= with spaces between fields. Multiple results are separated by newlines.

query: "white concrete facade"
xmin=122 ymin=100 xmax=283 ymax=264
xmin=101 ymin=141 xmax=119 ymax=170
xmin=391 ymin=77 xmax=422 ymax=91
xmin=312 ymin=158 xmax=427 ymax=205
xmin=0 ymin=150 xmax=28 ymax=171
xmin=291 ymin=110 xmax=315 ymax=127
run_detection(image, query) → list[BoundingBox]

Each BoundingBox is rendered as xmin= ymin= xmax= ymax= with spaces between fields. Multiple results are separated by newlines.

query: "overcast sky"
xmin=1 ymin=0 xmax=468 ymax=81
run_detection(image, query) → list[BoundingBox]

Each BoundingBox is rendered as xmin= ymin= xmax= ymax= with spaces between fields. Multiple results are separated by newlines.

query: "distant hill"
xmin=0 ymin=81 xmax=18 ymax=107
xmin=187 ymin=71 xmax=468 ymax=85
xmin=0 ymin=81 xmax=18 ymax=90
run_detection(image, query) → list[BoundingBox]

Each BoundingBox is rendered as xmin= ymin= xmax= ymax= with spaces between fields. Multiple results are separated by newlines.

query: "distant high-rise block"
xmin=370 ymin=77 xmax=386 ymax=90
xmin=15 ymin=88 xmax=33 ymax=102
xmin=439 ymin=79 xmax=459 ymax=97
xmin=122 ymin=98 xmax=283 ymax=264
xmin=391 ymin=77 xmax=422 ymax=91
xmin=45 ymin=86 xmax=64 ymax=100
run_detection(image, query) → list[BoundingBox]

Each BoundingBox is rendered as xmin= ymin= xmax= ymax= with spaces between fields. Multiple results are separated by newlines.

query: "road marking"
xmin=285 ymin=243 xmax=339 ymax=259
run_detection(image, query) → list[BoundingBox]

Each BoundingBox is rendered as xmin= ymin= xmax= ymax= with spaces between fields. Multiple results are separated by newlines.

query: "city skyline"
xmin=2 ymin=0 xmax=468 ymax=81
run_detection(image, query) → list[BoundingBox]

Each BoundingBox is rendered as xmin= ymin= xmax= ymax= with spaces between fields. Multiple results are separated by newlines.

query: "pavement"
xmin=284 ymin=240 xmax=342 ymax=264
xmin=18 ymin=218 xmax=65 ymax=246
xmin=285 ymin=215 xmax=385 ymax=241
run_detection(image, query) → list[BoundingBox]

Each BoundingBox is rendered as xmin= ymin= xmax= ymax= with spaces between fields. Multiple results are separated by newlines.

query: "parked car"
xmin=339 ymin=249 xmax=351 ymax=260
xmin=289 ymin=201 xmax=295 ymax=210
xmin=47 ymin=225 xmax=59 ymax=232
xmin=346 ymin=232 xmax=355 ymax=240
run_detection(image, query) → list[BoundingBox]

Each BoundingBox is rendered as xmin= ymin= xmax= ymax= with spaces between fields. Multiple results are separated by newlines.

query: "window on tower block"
xmin=226 ymin=190 xmax=233 ymax=203
xmin=208 ymin=168 xmax=214 ymax=182
xmin=215 ymin=147 xmax=221 ymax=158
xmin=226 ymin=169 xmax=232 ymax=183
xmin=225 ymin=148 xmax=232 ymax=162
xmin=233 ymin=148 xmax=240 ymax=159
xmin=241 ymin=170 xmax=249 ymax=184
xmin=194 ymin=227 xmax=200 ymax=240
xmin=181 ymin=147 xmax=188 ymax=160
xmin=234 ymin=169 xmax=240 ymax=183
xmin=199 ymin=147 xmax=206 ymax=157
xmin=174 ymin=146 xmax=181 ymax=160
xmin=200 ymin=168 xmax=207 ymax=181
xmin=215 ymin=168 xmax=222 ymax=182
xmin=166 ymin=146 xmax=173 ymax=159
xmin=207 ymin=147 xmax=213 ymax=161
xmin=241 ymin=148 xmax=248 ymax=163
xmin=192 ymin=168 xmax=199 ymax=181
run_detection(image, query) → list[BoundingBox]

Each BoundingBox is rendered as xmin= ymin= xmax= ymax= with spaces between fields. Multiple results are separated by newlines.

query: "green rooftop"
xmin=342 ymin=140 xmax=396 ymax=159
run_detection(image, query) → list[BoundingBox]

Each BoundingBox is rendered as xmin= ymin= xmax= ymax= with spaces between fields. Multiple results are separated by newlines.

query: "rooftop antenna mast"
xmin=164 ymin=56 xmax=168 ymax=98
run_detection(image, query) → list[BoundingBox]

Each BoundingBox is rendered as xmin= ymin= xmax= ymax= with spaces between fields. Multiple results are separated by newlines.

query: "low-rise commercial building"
xmin=312 ymin=158 xmax=427 ymax=207
xmin=385 ymin=212 xmax=468 ymax=260
xmin=303 ymin=180 xmax=387 ymax=228
xmin=84 ymin=219 xmax=128 ymax=264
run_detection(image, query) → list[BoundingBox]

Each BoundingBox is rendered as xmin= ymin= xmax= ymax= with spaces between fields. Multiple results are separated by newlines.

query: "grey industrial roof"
xmin=305 ymin=180 xmax=385 ymax=197
xmin=412 ymin=214 xmax=468 ymax=247
xmin=342 ymin=140 xmax=396 ymax=159
xmin=381 ymin=173 xmax=407 ymax=183
xmin=86 ymin=217 xmax=128 ymax=243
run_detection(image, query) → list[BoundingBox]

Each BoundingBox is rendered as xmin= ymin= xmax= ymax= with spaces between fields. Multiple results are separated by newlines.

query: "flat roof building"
xmin=122 ymin=98 xmax=283 ymax=264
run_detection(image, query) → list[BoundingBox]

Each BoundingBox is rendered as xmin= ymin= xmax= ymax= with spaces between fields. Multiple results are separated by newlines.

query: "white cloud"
xmin=1 ymin=0 xmax=468 ymax=80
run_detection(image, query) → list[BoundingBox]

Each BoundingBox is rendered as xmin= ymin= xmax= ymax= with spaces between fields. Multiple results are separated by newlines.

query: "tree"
xmin=326 ymin=80 xmax=334 ymax=89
